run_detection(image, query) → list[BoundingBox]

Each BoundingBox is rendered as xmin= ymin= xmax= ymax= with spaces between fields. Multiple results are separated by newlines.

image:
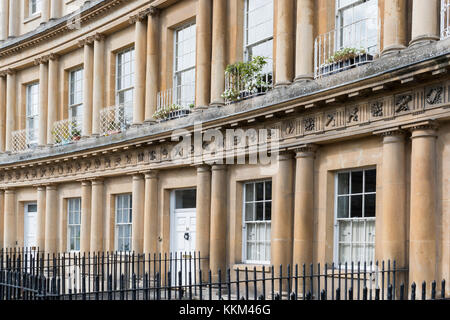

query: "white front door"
xmin=170 ymin=189 xmax=197 ymax=285
xmin=24 ymin=203 xmax=38 ymax=250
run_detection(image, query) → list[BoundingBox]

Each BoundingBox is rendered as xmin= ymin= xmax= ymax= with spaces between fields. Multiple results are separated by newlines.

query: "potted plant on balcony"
xmin=320 ymin=47 xmax=373 ymax=76
xmin=71 ymin=125 xmax=82 ymax=141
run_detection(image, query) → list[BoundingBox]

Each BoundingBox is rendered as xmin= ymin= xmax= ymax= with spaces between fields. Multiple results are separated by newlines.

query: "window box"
xmin=167 ymin=109 xmax=191 ymax=121
xmin=319 ymin=53 xmax=374 ymax=77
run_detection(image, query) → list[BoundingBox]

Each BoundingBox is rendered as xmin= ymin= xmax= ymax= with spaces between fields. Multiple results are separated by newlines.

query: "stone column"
xmin=41 ymin=0 xmax=50 ymax=23
xmin=210 ymin=0 xmax=226 ymax=106
xmin=0 ymin=0 xmax=8 ymax=41
xmin=90 ymin=179 xmax=104 ymax=253
xmin=143 ymin=171 xmax=158 ymax=255
xmin=380 ymin=131 xmax=406 ymax=267
xmin=50 ymin=0 xmax=61 ymax=20
xmin=294 ymin=0 xmax=314 ymax=81
xmin=35 ymin=57 xmax=48 ymax=146
xmin=293 ymin=145 xmax=317 ymax=268
xmin=80 ymin=181 xmax=91 ymax=253
xmin=132 ymin=174 xmax=145 ymax=253
xmin=0 ymin=74 xmax=6 ymax=152
xmin=410 ymin=0 xmax=439 ymax=47
xmin=195 ymin=0 xmax=212 ymax=108
xmin=5 ymin=69 xmax=15 ymax=152
xmin=209 ymin=165 xmax=227 ymax=280
xmin=0 ymin=191 xmax=3 ymax=248
xmin=195 ymin=165 xmax=211 ymax=275
xmin=130 ymin=13 xmax=147 ymax=126
xmin=36 ymin=186 xmax=46 ymax=252
xmin=271 ymin=153 xmax=295 ymax=275
xmin=7 ymin=0 xmax=17 ymax=37
xmin=92 ymin=33 xmax=105 ymax=135
xmin=409 ymin=124 xmax=438 ymax=297
xmin=381 ymin=0 xmax=407 ymax=56
xmin=3 ymin=189 xmax=15 ymax=248
xmin=275 ymin=0 xmax=295 ymax=86
xmin=144 ymin=7 xmax=159 ymax=123
xmin=47 ymin=54 xmax=58 ymax=145
xmin=80 ymin=38 xmax=94 ymax=137
xmin=45 ymin=185 xmax=57 ymax=254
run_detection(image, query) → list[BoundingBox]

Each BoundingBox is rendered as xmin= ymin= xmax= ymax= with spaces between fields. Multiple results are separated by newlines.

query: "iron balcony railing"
xmin=314 ymin=18 xmax=379 ymax=78
xmin=1 ymin=248 xmax=447 ymax=301
xmin=52 ymin=118 xmax=82 ymax=145
xmin=223 ymin=61 xmax=273 ymax=105
xmin=10 ymin=128 xmax=38 ymax=153
xmin=442 ymin=0 xmax=450 ymax=39
xmin=155 ymin=85 xmax=194 ymax=121
xmin=99 ymin=102 xmax=132 ymax=136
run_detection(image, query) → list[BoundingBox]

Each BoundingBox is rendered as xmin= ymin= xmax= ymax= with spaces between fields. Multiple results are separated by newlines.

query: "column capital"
xmin=48 ymin=53 xmax=59 ymax=61
xmin=295 ymin=144 xmax=318 ymax=158
xmin=45 ymin=184 xmax=57 ymax=191
xmin=277 ymin=151 xmax=294 ymax=161
xmin=93 ymin=33 xmax=105 ymax=42
xmin=146 ymin=6 xmax=160 ymax=17
xmin=132 ymin=173 xmax=145 ymax=180
xmin=34 ymin=56 xmax=50 ymax=65
xmin=403 ymin=121 xmax=438 ymax=138
xmin=78 ymin=37 xmax=94 ymax=47
xmin=36 ymin=185 xmax=47 ymax=191
xmin=5 ymin=68 xmax=15 ymax=75
xmin=3 ymin=188 xmax=15 ymax=194
xmin=81 ymin=180 xmax=92 ymax=187
xmin=374 ymin=127 xmax=406 ymax=143
xmin=129 ymin=10 xmax=148 ymax=24
xmin=211 ymin=164 xmax=227 ymax=171
xmin=196 ymin=164 xmax=211 ymax=172
xmin=0 ymin=70 xmax=7 ymax=77
xmin=90 ymin=178 xmax=104 ymax=185
xmin=144 ymin=170 xmax=158 ymax=179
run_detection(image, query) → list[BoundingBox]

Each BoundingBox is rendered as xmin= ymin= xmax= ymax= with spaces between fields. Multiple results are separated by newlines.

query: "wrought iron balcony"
xmin=10 ymin=129 xmax=37 ymax=153
xmin=52 ymin=118 xmax=82 ymax=145
xmin=314 ymin=18 xmax=379 ymax=79
xmin=442 ymin=0 xmax=450 ymax=39
xmin=155 ymin=86 xmax=194 ymax=121
xmin=99 ymin=102 xmax=133 ymax=136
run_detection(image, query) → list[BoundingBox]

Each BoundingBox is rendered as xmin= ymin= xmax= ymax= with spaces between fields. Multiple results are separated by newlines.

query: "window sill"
xmin=24 ymin=13 xmax=42 ymax=24
xmin=233 ymin=263 xmax=272 ymax=273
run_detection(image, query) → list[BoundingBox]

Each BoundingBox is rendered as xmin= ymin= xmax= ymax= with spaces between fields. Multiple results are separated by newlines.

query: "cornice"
xmin=0 ymin=0 xmax=127 ymax=58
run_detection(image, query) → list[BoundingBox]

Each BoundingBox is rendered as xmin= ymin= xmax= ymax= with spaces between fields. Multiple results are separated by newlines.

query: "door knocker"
xmin=184 ymin=232 xmax=190 ymax=241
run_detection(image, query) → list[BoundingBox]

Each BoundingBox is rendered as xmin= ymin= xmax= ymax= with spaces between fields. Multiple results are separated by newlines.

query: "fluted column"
xmin=143 ymin=171 xmax=158 ymax=254
xmin=210 ymin=0 xmax=226 ymax=106
xmin=410 ymin=0 xmax=439 ymax=47
xmin=409 ymin=124 xmax=438 ymax=297
xmin=7 ymin=0 xmax=17 ymax=37
xmin=293 ymin=145 xmax=317 ymax=268
xmin=79 ymin=38 xmax=94 ymax=137
xmin=0 ymin=191 xmax=4 ymax=248
xmin=129 ymin=14 xmax=147 ymax=126
xmin=45 ymin=185 xmax=57 ymax=254
xmin=35 ymin=57 xmax=48 ymax=146
xmin=381 ymin=0 xmax=407 ymax=56
xmin=80 ymin=181 xmax=91 ymax=253
xmin=0 ymin=74 xmax=6 ymax=152
xmin=36 ymin=186 xmax=46 ymax=252
xmin=92 ymin=33 xmax=105 ymax=135
xmin=272 ymin=153 xmax=295 ymax=274
xmin=90 ymin=179 xmax=104 ymax=252
xmin=0 ymin=0 xmax=8 ymax=41
xmin=294 ymin=0 xmax=314 ymax=81
xmin=275 ymin=0 xmax=295 ymax=86
xmin=47 ymin=54 xmax=58 ymax=145
xmin=209 ymin=165 xmax=227 ymax=280
xmin=5 ymin=69 xmax=15 ymax=152
xmin=195 ymin=0 xmax=212 ymax=108
xmin=195 ymin=165 xmax=211 ymax=275
xmin=132 ymin=174 xmax=145 ymax=253
xmin=144 ymin=7 xmax=159 ymax=123
xmin=3 ymin=189 xmax=15 ymax=248
xmin=380 ymin=131 xmax=406 ymax=266
xmin=41 ymin=0 xmax=50 ymax=23
xmin=50 ymin=0 xmax=61 ymax=20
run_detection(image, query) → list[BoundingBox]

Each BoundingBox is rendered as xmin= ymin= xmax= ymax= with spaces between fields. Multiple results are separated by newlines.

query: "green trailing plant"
xmin=327 ymin=47 xmax=367 ymax=64
xmin=222 ymin=56 xmax=270 ymax=101
xmin=152 ymin=103 xmax=184 ymax=120
xmin=71 ymin=121 xmax=82 ymax=138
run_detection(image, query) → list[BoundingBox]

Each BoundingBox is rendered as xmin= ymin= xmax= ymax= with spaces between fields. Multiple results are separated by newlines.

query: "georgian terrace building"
xmin=0 ymin=0 xmax=449 ymax=292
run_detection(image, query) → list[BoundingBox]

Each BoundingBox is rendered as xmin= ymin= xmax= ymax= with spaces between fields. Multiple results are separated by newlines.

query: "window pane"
xmin=264 ymin=202 xmax=271 ymax=221
xmin=255 ymin=183 xmax=264 ymax=201
xmin=337 ymin=172 xmax=349 ymax=195
xmin=339 ymin=220 xmax=351 ymax=242
xmin=364 ymin=194 xmax=376 ymax=217
xmin=255 ymin=202 xmax=263 ymax=220
xmin=365 ymin=169 xmax=376 ymax=193
xmin=337 ymin=196 xmax=349 ymax=218
xmin=175 ymin=189 xmax=196 ymax=209
xmin=351 ymin=171 xmax=363 ymax=194
xmin=265 ymin=181 xmax=272 ymax=200
xmin=245 ymin=184 xmax=254 ymax=202
xmin=245 ymin=203 xmax=254 ymax=221
xmin=350 ymin=195 xmax=363 ymax=218
xmin=247 ymin=224 xmax=255 ymax=241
